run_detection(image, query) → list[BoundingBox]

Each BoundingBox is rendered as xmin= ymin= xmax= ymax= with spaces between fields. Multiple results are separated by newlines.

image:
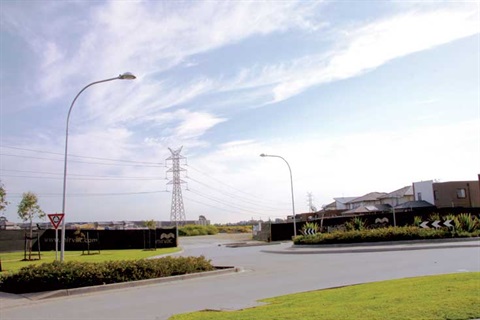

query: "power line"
xmin=1 ymin=145 xmax=164 ymax=165
xmin=0 ymin=153 xmax=164 ymax=167
xmin=183 ymin=194 xmax=273 ymax=218
xmin=188 ymin=188 xmax=277 ymax=214
xmin=187 ymin=164 xmax=290 ymax=206
xmin=1 ymin=169 xmax=167 ymax=181
xmin=187 ymin=177 xmax=283 ymax=212
xmin=0 ymin=174 xmax=166 ymax=181
xmin=7 ymin=190 xmax=170 ymax=198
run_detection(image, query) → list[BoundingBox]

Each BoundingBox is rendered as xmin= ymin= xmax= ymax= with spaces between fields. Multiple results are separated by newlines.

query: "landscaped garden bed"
xmin=294 ymin=213 xmax=480 ymax=245
xmin=0 ymin=256 xmax=215 ymax=294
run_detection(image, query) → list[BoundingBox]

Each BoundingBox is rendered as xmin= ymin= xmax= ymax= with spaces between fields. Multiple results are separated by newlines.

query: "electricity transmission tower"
xmin=166 ymin=147 xmax=187 ymax=225
xmin=307 ymin=192 xmax=317 ymax=212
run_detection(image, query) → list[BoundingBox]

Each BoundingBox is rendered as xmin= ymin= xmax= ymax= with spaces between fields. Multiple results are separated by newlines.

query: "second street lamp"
xmin=60 ymin=72 xmax=136 ymax=261
xmin=260 ymin=153 xmax=297 ymax=238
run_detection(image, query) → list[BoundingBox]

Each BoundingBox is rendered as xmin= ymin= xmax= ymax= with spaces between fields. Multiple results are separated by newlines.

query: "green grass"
xmin=170 ymin=272 xmax=480 ymax=320
xmin=0 ymin=248 xmax=180 ymax=274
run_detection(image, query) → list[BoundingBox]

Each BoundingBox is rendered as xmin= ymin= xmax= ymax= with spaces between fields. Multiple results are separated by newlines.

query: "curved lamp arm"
xmin=260 ymin=153 xmax=297 ymax=237
xmin=60 ymin=72 xmax=136 ymax=261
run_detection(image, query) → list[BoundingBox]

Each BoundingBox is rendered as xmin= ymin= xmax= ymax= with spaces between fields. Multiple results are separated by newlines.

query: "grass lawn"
xmin=170 ymin=272 xmax=480 ymax=320
xmin=0 ymin=248 xmax=180 ymax=274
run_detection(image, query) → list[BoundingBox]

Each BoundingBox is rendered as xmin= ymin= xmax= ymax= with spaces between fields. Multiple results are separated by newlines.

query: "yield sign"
xmin=48 ymin=213 xmax=65 ymax=230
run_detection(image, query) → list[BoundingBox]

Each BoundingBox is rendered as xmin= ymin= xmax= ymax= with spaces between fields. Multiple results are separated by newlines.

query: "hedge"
xmin=0 ymin=256 xmax=215 ymax=294
xmin=294 ymin=226 xmax=480 ymax=245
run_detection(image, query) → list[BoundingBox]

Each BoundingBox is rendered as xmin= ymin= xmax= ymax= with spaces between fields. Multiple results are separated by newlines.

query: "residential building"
xmin=332 ymin=197 xmax=358 ymax=210
xmin=346 ymin=192 xmax=388 ymax=210
xmin=342 ymin=192 xmax=389 ymax=215
xmin=412 ymin=180 xmax=435 ymax=204
xmin=379 ymin=186 xmax=414 ymax=207
xmin=432 ymin=180 xmax=480 ymax=208
xmin=413 ymin=177 xmax=480 ymax=208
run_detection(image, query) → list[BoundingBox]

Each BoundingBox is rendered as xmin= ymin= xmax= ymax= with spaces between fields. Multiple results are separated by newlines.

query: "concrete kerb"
xmin=262 ymin=237 xmax=480 ymax=254
xmin=17 ymin=266 xmax=243 ymax=301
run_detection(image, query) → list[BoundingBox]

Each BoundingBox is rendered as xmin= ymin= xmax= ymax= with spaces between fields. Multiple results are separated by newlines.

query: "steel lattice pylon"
xmin=166 ymin=147 xmax=186 ymax=224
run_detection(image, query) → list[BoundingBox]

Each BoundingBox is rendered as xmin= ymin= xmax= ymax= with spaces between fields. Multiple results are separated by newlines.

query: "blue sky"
xmin=1 ymin=1 xmax=479 ymax=224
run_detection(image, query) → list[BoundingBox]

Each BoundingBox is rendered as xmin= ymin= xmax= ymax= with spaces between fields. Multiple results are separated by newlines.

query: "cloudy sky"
xmin=0 ymin=1 xmax=479 ymax=224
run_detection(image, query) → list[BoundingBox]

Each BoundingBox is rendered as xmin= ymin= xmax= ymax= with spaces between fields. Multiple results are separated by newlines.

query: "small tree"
xmin=0 ymin=181 xmax=9 ymax=214
xmin=144 ymin=219 xmax=157 ymax=229
xmin=345 ymin=216 xmax=367 ymax=231
xmin=18 ymin=192 xmax=45 ymax=260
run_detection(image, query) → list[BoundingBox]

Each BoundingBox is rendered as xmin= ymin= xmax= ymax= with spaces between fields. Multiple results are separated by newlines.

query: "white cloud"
xmin=174 ymin=110 xmax=226 ymax=139
xmin=220 ymin=6 xmax=480 ymax=104
xmin=1 ymin=1 xmax=478 ymax=224
xmin=18 ymin=1 xmax=316 ymax=102
xmin=196 ymin=119 xmax=480 ymax=216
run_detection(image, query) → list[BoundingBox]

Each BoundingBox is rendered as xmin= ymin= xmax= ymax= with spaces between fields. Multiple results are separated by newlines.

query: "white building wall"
xmin=412 ymin=180 xmax=434 ymax=204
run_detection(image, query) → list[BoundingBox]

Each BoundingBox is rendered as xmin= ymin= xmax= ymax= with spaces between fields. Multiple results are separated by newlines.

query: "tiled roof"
xmin=347 ymin=192 xmax=388 ymax=203
xmin=343 ymin=204 xmax=392 ymax=214
xmin=379 ymin=186 xmax=413 ymax=199
xmin=333 ymin=197 xmax=358 ymax=204
xmin=394 ymin=200 xmax=435 ymax=209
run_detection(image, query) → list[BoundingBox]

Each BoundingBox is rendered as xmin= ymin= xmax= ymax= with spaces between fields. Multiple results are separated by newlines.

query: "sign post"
xmin=47 ymin=214 xmax=65 ymax=261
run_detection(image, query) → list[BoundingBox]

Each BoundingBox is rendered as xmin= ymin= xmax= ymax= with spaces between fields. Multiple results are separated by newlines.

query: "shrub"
xmin=455 ymin=213 xmax=479 ymax=233
xmin=293 ymin=226 xmax=480 ymax=245
xmin=413 ymin=216 xmax=422 ymax=227
xmin=216 ymin=225 xmax=252 ymax=233
xmin=345 ymin=217 xmax=366 ymax=231
xmin=178 ymin=224 xmax=218 ymax=236
xmin=429 ymin=213 xmax=441 ymax=221
xmin=0 ymin=256 xmax=215 ymax=294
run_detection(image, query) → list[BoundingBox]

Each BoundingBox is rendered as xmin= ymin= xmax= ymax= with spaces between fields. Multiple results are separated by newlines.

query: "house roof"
xmin=347 ymin=192 xmax=388 ymax=204
xmin=333 ymin=197 xmax=358 ymax=204
xmin=343 ymin=204 xmax=392 ymax=214
xmin=394 ymin=200 xmax=435 ymax=209
xmin=379 ymin=186 xmax=413 ymax=199
xmin=323 ymin=201 xmax=336 ymax=209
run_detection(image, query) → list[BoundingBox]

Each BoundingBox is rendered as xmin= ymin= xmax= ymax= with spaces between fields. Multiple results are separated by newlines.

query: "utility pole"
xmin=166 ymin=147 xmax=187 ymax=227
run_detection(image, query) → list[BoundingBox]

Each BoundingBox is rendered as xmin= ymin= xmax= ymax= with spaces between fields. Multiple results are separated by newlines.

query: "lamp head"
xmin=118 ymin=72 xmax=136 ymax=80
xmin=260 ymin=153 xmax=266 ymax=157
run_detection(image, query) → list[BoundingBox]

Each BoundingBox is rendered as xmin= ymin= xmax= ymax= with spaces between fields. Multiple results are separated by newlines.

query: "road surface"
xmin=1 ymin=234 xmax=479 ymax=320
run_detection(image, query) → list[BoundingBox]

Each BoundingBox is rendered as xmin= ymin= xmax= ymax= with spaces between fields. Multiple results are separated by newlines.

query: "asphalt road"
xmin=1 ymin=235 xmax=479 ymax=320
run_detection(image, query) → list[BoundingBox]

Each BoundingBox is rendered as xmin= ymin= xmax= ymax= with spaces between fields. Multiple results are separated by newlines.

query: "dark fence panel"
xmin=269 ymin=209 xmax=480 ymax=241
xmin=0 ymin=228 xmax=177 ymax=252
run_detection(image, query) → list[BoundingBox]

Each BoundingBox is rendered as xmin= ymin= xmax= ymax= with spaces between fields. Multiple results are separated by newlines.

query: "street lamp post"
xmin=60 ymin=72 xmax=136 ymax=261
xmin=260 ymin=153 xmax=297 ymax=238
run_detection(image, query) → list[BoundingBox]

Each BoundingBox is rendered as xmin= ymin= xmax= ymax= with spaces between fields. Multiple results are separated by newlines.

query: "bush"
xmin=0 ymin=256 xmax=215 ymax=294
xmin=454 ymin=213 xmax=479 ymax=233
xmin=345 ymin=217 xmax=366 ymax=231
xmin=293 ymin=226 xmax=480 ymax=245
xmin=178 ymin=224 xmax=218 ymax=236
xmin=216 ymin=225 xmax=252 ymax=234
xmin=413 ymin=216 xmax=422 ymax=227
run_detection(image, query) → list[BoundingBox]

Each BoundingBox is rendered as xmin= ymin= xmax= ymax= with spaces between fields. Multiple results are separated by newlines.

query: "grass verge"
xmin=170 ymin=272 xmax=480 ymax=320
xmin=0 ymin=248 xmax=180 ymax=274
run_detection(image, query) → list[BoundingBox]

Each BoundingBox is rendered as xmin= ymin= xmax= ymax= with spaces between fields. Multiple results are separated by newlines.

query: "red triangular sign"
xmin=48 ymin=213 xmax=65 ymax=230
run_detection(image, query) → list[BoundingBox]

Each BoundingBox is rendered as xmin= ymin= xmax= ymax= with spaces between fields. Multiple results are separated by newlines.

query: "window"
xmin=434 ymin=190 xmax=439 ymax=200
xmin=417 ymin=192 xmax=422 ymax=201
xmin=457 ymin=188 xmax=466 ymax=199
